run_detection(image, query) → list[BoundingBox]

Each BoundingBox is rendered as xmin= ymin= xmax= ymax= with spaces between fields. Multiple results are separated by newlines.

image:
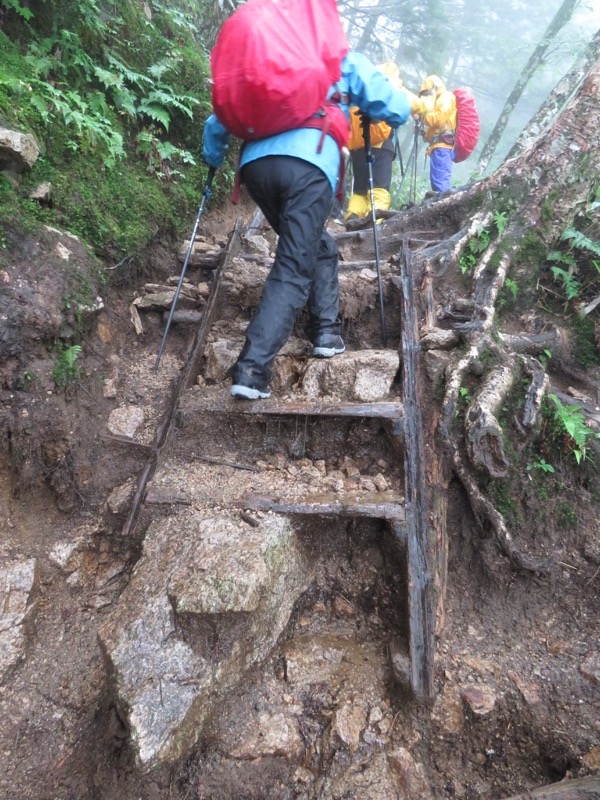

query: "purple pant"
xmin=429 ymin=147 xmax=454 ymax=192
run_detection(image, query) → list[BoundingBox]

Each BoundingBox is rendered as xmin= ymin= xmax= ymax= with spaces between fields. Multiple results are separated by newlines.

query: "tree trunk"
xmin=476 ymin=0 xmax=580 ymax=175
xmin=379 ymin=51 xmax=600 ymax=572
xmin=509 ymin=28 xmax=600 ymax=160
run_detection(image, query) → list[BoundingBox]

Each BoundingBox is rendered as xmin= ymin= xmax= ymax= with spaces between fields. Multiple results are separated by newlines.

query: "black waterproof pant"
xmin=233 ymin=156 xmax=340 ymax=385
xmin=351 ymin=137 xmax=395 ymax=194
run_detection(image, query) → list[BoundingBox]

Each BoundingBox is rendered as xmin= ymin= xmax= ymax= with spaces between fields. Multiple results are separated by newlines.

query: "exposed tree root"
xmin=464 ymin=359 xmax=516 ymax=478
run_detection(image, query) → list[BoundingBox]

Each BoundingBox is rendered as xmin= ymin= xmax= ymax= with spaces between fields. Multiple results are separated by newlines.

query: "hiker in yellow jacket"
xmin=344 ymin=62 xmax=403 ymax=227
xmin=412 ymin=74 xmax=457 ymax=193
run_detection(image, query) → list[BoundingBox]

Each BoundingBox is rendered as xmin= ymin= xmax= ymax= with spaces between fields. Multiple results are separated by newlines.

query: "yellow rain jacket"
xmin=347 ymin=62 xmax=404 ymax=150
xmin=412 ymin=74 xmax=457 ymax=155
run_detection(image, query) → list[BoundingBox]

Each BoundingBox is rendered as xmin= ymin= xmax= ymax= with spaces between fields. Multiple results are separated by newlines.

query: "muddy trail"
xmin=0 ymin=201 xmax=599 ymax=800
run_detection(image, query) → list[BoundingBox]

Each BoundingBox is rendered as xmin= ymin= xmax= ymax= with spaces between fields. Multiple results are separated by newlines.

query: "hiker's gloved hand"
xmin=203 ymin=114 xmax=231 ymax=169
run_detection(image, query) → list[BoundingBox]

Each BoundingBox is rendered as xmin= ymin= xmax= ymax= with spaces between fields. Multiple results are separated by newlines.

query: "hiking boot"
xmin=230 ymin=375 xmax=271 ymax=400
xmin=344 ymin=214 xmax=361 ymax=231
xmin=312 ymin=334 xmax=346 ymax=358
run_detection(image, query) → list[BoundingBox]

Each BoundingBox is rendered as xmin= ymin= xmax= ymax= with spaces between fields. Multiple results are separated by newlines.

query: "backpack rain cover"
xmin=210 ymin=0 xmax=349 ymax=140
xmin=453 ymin=88 xmax=480 ymax=163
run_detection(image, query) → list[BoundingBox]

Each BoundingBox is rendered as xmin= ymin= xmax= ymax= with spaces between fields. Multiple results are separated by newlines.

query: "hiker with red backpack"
xmin=411 ymin=75 xmax=480 ymax=194
xmin=203 ymin=0 xmax=412 ymax=401
xmin=412 ymin=75 xmax=457 ymax=193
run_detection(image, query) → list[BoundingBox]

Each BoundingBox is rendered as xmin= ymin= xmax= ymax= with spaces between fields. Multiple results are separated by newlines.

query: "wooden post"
xmin=399 ymin=244 xmax=435 ymax=699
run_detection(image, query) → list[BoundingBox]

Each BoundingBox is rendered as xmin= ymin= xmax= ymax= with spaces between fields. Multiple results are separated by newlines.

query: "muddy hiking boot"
xmin=312 ymin=333 xmax=346 ymax=358
xmin=230 ymin=366 xmax=271 ymax=400
xmin=231 ymin=377 xmax=271 ymax=400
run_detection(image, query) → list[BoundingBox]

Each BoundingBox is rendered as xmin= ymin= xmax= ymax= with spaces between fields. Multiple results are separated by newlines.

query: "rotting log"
xmin=500 ymin=776 xmax=600 ymax=799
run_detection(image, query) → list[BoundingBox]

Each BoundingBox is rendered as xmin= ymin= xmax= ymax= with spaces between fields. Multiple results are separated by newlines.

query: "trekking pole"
xmin=395 ymin=135 xmax=405 ymax=178
xmin=154 ymin=166 xmax=216 ymax=370
xmin=410 ymin=122 xmax=421 ymax=204
xmin=360 ymin=113 xmax=387 ymax=348
xmin=393 ymin=133 xmax=417 ymax=204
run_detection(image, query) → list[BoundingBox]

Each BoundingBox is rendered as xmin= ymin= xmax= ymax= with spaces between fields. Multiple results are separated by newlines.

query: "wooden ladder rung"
xmin=237 ymin=492 xmax=405 ymax=522
xmin=203 ymin=399 xmax=404 ymax=420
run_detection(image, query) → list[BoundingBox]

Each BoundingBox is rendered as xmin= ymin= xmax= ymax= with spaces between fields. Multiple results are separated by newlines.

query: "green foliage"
xmin=549 ymin=262 xmax=580 ymax=300
xmin=504 ymin=277 xmax=519 ymax=302
xmin=546 ymin=394 xmax=600 ymax=465
xmin=526 ymin=457 xmax=555 ymax=474
xmin=459 ymin=211 xmax=509 ymax=274
xmin=0 ymin=2 xmax=215 ymax=257
xmin=52 ymin=343 xmax=82 ymax=388
xmin=0 ymin=0 xmax=33 ymax=21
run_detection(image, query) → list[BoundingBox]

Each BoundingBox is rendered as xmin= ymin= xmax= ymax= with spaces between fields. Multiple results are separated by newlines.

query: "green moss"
xmin=572 ymin=312 xmax=600 ymax=370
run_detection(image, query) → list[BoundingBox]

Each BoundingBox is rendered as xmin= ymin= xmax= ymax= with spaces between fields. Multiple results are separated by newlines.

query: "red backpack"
xmin=210 ymin=0 xmax=349 ymax=146
xmin=452 ymin=88 xmax=480 ymax=163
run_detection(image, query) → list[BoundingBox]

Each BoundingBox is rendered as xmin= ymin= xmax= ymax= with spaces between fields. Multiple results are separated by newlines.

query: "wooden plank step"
xmin=237 ymin=491 xmax=405 ymax=522
xmin=202 ymin=398 xmax=404 ymax=420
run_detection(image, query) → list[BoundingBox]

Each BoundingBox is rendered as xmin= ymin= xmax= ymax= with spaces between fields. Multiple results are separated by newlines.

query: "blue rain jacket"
xmin=203 ymin=52 xmax=411 ymax=192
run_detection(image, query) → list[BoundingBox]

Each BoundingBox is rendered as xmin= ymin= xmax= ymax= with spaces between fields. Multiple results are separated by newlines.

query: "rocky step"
xmin=201 ymin=344 xmax=401 ymax=402
xmin=217 ymin=252 xmax=403 ymax=336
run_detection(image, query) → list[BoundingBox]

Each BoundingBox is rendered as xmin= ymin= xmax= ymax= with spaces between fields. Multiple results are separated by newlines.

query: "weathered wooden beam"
xmin=499 ymin=777 xmax=600 ymax=799
xmin=399 ymin=243 xmax=435 ymax=700
xmin=162 ymin=310 xmax=203 ymax=325
xmin=237 ymin=492 xmax=405 ymax=522
xmin=202 ymin=399 xmax=404 ymax=420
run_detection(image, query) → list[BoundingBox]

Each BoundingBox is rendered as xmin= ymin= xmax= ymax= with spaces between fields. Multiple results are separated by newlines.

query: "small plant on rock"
xmin=52 ymin=344 xmax=82 ymax=389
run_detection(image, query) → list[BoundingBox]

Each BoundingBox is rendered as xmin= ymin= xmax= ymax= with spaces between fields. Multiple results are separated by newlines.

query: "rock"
xmin=389 ymin=636 xmax=411 ymax=690
xmin=212 ymin=680 xmax=304 ymax=761
xmin=99 ymin=510 xmax=314 ymax=768
xmin=331 ymin=698 xmax=368 ymax=751
xmin=49 ymin=541 xmax=82 ymax=572
xmin=0 ymin=127 xmax=40 ymax=171
xmin=460 ymin=684 xmax=497 ymax=716
xmin=29 ymin=182 xmax=52 ymax=203
xmin=178 ymin=239 xmax=221 ymax=266
xmin=55 ymin=242 xmax=72 ymax=260
xmin=582 ymin=745 xmax=600 ymax=770
xmin=324 ymin=751 xmax=414 ymax=800
xmin=388 ymin=747 xmax=433 ymax=799
xmin=580 ymin=653 xmax=600 ymax=686
xmin=107 ymin=406 xmax=145 ymax=439
xmin=421 ymin=327 xmax=459 ymax=351
xmin=300 ymin=350 xmax=400 ymax=402
xmin=582 ymin=521 xmax=600 ymax=564
xmin=0 ymin=558 xmax=39 ymax=680
xmin=244 ymin=234 xmax=271 ymax=256
xmin=424 ymin=349 xmax=451 ymax=383
xmin=431 ymin=682 xmax=464 ymax=734
xmin=204 ymin=339 xmax=239 ymax=382
xmin=106 ymin=479 xmax=135 ymax=515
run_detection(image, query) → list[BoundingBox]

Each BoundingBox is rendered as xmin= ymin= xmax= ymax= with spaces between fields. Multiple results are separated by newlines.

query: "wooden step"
xmin=237 ymin=491 xmax=405 ymax=522
xmin=202 ymin=397 xmax=404 ymax=420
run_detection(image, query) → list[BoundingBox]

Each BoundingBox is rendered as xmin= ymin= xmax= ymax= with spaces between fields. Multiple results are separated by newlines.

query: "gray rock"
xmin=107 ymin=406 xmax=145 ymax=439
xmin=0 ymin=558 xmax=38 ymax=680
xmin=0 ymin=127 xmax=40 ymax=171
xmin=299 ymin=350 xmax=399 ymax=402
xmin=99 ymin=510 xmax=313 ymax=768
